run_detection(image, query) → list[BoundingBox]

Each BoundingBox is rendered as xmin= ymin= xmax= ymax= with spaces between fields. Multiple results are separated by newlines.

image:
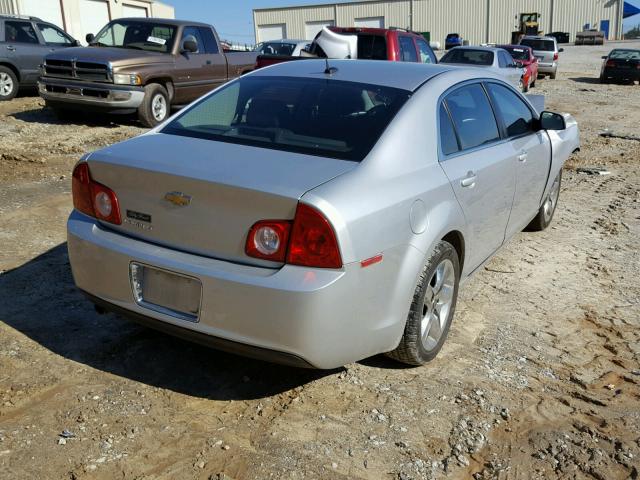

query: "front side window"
xmin=444 ymin=84 xmax=500 ymax=150
xmin=441 ymin=49 xmax=494 ymax=66
xmin=92 ymin=20 xmax=177 ymax=53
xmin=416 ymin=38 xmax=435 ymax=64
xmin=4 ymin=21 xmax=39 ymax=44
xmin=486 ymin=83 xmax=534 ymax=137
xmin=162 ymin=76 xmax=411 ymax=162
xmin=37 ymin=23 xmax=74 ymax=45
xmin=399 ymin=36 xmax=418 ymax=62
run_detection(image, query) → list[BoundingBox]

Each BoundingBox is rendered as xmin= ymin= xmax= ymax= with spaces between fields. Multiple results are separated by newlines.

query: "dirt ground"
xmin=1 ymin=41 xmax=639 ymax=480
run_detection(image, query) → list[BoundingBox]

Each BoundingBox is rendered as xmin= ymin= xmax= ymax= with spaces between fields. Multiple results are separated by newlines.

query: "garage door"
xmin=122 ymin=4 xmax=148 ymax=18
xmin=257 ymin=24 xmax=286 ymax=42
xmin=21 ymin=0 xmax=63 ymax=28
xmin=305 ymin=20 xmax=334 ymax=41
xmin=354 ymin=17 xmax=384 ymax=28
xmin=79 ymin=0 xmax=111 ymax=43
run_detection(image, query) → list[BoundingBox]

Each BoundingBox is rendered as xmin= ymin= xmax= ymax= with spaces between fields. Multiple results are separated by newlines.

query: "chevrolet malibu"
xmin=67 ymin=60 xmax=580 ymax=369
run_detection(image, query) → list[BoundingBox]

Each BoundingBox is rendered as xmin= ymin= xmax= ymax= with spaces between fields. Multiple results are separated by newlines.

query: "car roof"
xmin=330 ymin=27 xmax=421 ymax=37
xmin=262 ymin=39 xmax=309 ymax=44
xmin=522 ymin=36 xmax=556 ymax=41
xmin=251 ymin=59 xmax=455 ymax=92
xmin=449 ymin=46 xmax=502 ymax=53
xmin=497 ymin=44 xmax=531 ymax=50
xmin=114 ymin=17 xmax=212 ymax=28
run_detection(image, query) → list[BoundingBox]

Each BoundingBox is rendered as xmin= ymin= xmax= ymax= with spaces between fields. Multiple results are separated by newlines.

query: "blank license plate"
xmin=130 ymin=263 xmax=201 ymax=321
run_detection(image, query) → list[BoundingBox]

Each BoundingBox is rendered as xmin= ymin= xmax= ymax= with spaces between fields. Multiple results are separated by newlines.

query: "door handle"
xmin=461 ymin=171 xmax=477 ymax=188
xmin=6 ymin=45 xmax=16 ymax=51
xmin=517 ymin=152 xmax=528 ymax=162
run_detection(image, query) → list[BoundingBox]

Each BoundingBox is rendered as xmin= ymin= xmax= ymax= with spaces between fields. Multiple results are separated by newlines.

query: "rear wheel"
xmin=0 ymin=66 xmax=18 ymax=101
xmin=526 ymin=169 xmax=562 ymax=231
xmin=386 ymin=241 xmax=460 ymax=366
xmin=137 ymin=83 xmax=170 ymax=127
xmin=550 ymin=70 xmax=557 ymax=80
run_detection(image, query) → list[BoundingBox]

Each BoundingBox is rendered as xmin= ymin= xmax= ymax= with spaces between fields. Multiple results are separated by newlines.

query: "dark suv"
xmin=0 ymin=15 xmax=78 ymax=100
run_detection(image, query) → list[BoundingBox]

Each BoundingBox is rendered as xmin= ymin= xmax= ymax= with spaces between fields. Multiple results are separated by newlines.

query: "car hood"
xmin=45 ymin=46 xmax=171 ymax=67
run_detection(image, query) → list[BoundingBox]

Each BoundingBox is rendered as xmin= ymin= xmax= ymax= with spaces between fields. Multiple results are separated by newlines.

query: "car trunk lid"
xmin=86 ymin=133 xmax=356 ymax=266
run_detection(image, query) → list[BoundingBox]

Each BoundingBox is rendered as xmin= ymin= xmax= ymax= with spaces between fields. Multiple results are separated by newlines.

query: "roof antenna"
xmin=324 ymin=57 xmax=338 ymax=75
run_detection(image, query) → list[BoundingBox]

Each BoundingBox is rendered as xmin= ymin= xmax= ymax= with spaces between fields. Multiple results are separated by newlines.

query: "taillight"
xmin=245 ymin=220 xmax=291 ymax=262
xmin=287 ymin=203 xmax=342 ymax=269
xmin=553 ymin=52 xmax=558 ymax=61
xmin=71 ymin=162 xmax=121 ymax=225
xmin=244 ymin=203 xmax=342 ymax=268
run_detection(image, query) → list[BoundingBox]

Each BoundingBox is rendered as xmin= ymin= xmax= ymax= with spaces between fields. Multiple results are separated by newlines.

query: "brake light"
xmin=287 ymin=203 xmax=342 ymax=268
xmin=245 ymin=203 xmax=342 ymax=268
xmin=553 ymin=52 xmax=559 ymax=61
xmin=245 ymin=220 xmax=291 ymax=262
xmin=71 ymin=162 xmax=121 ymax=225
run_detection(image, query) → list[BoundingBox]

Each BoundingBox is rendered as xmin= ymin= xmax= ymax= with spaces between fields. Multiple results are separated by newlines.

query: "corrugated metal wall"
xmin=0 ymin=0 xmax=18 ymax=15
xmin=254 ymin=0 xmax=622 ymax=44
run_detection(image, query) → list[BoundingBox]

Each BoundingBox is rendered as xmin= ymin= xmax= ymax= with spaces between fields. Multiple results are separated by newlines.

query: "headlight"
xmin=113 ymin=73 xmax=142 ymax=85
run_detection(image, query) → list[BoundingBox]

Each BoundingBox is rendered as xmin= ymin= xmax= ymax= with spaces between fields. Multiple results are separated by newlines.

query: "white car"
xmin=440 ymin=46 xmax=526 ymax=90
xmin=254 ymin=39 xmax=310 ymax=57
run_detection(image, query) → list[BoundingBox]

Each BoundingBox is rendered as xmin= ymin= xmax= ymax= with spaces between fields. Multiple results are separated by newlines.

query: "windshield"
xmin=162 ymin=76 xmax=411 ymax=162
xmin=92 ymin=20 xmax=177 ymax=53
xmin=441 ymin=49 xmax=494 ymax=66
xmin=256 ymin=42 xmax=298 ymax=55
xmin=609 ymin=49 xmax=640 ymax=60
xmin=520 ymin=39 xmax=555 ymax=51
xmin=503 ymin=47 xmax=529 ymax=60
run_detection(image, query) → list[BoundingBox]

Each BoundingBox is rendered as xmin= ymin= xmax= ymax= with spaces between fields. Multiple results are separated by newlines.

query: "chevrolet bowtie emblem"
xmin=164 ymin=191 xmax=192 ymax=207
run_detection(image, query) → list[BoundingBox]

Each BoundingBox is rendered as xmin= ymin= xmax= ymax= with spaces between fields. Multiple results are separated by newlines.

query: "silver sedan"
xmin=67 ymin=59 xmax=580 ymax=369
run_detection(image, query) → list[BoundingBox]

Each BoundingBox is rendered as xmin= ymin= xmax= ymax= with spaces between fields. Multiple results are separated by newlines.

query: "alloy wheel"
xmin=543 ymin=172 xmax=561 ymax=223
xmin=0 ymin=72 xmax=14 ymax=97
xmin=420 ymin=259 xmax=455 ymax=352
xmin=151 ymin=93 xmax=167 ymax=122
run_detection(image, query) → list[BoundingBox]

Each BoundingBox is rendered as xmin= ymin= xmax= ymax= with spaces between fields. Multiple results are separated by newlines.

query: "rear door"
xmin=2 ymin=20 xmax=45 ymax=84
xmin=485 ymin=82 xmax=550 ymax=237
xmin=438 ymin=83 xmax=516 ymax=270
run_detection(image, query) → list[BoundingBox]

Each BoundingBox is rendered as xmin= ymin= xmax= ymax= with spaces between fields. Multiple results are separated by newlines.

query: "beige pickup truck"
xmin=38 ymin=18 xmax=256 ymax=126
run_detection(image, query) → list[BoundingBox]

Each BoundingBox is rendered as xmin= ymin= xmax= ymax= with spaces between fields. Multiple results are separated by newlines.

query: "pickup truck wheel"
xmin=526 ymin=169 xmax=562 ymax=231
xmin=386 ymin=240 xmax=460 ymax=366
xmin=0 ymin=67 xmax=18 ymax=101
xmin=138 ymin=83 xmax=170 ymax=127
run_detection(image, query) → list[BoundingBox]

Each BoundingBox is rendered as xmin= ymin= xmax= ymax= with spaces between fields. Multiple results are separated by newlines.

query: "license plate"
xmin=130 ymin=263 xmax=202 ymax=321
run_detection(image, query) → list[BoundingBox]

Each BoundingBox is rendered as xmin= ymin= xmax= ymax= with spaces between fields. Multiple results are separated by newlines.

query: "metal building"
xmin=253 ymin=0 xmax=625 ymax=45
xmin=0 ymin=0 xmax=174 ymax=43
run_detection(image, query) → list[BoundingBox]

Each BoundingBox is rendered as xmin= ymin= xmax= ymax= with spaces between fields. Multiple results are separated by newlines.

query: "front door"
xmin=438 ymin=83 xmax=516 ymax=272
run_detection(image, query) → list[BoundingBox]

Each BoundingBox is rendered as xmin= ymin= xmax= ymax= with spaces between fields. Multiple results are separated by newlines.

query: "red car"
xmin=497 ymin=44 xmax=539 ymax=92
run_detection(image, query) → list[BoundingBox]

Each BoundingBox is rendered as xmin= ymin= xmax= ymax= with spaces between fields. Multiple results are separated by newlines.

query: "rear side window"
xmin=162 ymin=76 xmax=411 ymax=162
xmin=439 ymin=103 xmax=459 ymax=155
xmin=416 ymin=38 xmax=436 ymax=64
xmin=520 ymin=39 xmax=555 ymax=51
xmin=4 ymin=21 xmax=39 ymax=44
xmin=182 ymin=26 xmax=205 ymax=53
xmin=399 ymin=36 xmax=418 ymax=62
xmin=198 ymin=27 xmax=219 ymax=54
xmin=444 ymin=84 xmax=500 ymax=150
xmin=486 ymin=83 xmax=534 ymax=137
xmin=357 ymin=34 xmax=387 ymax=60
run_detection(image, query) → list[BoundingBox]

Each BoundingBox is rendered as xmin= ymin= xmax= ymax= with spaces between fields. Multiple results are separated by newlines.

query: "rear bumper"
xmin=602 ymin=68 xmax=640 ymax=81
xmin=38 ymin=77 xmax=144 ymax=110
xmin=537 ymin=62 xmax=557 ymax=74
xmin=67 ymin=211 xmax=411 ymax=369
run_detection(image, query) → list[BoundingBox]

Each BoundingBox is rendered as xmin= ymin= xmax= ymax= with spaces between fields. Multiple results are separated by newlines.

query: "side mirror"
xmin=601 ymin=55 xmax=607 ymax=59
xmin=86 ymin=33 xmax=94 ymax=44
xmin=540 ymin=111 xmax=566 ymax=130
xmin=181 ymin=35 xmax=198 ymax=54
xmin=74 ymin=39 xmax=82 ymax=47
xmin=558 ymin=48 xmax=564 ymax=53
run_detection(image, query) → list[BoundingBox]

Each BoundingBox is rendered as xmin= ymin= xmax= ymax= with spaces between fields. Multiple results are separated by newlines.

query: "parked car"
xmin=254 ymin=26 xmax=437 ymax=69
xmin=599 ymin=48 xmax=640 ymax=84
xmin=496 ymin=44 xmax=539 ymax=92
xmin=519 ymin=35 xmax=563 ymax=79
xmin=0 ymin=14 xmax=79 ymax=101
xmin=445 ymin=33 xmax=463 ymax=50
xmin=66 ymin=59 xmax=579 ymax=369
xmin=439 ymin=46 xmax=524 ymax=90
xmin=255 ymin=39 xmax=310 ymax=56
xmin=38 ymin=18 xmax=257 ymax=126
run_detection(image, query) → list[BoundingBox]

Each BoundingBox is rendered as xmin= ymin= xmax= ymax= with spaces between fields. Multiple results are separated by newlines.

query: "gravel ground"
xmin=0 ymin=42 xmax=639 ymax=480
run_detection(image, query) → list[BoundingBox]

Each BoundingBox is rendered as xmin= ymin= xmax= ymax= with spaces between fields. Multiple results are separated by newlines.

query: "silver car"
xmin=67 ymin=60 xmax=580 ymax=369
xmin=520 ymin=36 xmax=564 ymax=79
xmin=439 ymin=46 xmax=525 ymax=90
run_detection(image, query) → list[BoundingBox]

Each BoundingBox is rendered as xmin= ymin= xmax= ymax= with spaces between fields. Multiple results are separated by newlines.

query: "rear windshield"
xmin=609 ymin=49 xmax=640 ymax=60
xmin=256 ymin=42 xmax=297 ymax=56
xmin=503 ymin=47 xmax=529 ymax=60
xmin=520 ymin=39 xmax=555 ymax=51
xmin=162 ymin=76 xmax=411 ymax=162
xmin=440 ymin=49 xmax=494 ymax=66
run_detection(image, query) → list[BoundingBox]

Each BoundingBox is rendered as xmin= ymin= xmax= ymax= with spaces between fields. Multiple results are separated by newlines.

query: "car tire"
xmin=386 ymin=240 xmax=460 ymax=366
xmin=522 ymin=77 xmax=529 ymax=93
xmin=550 ymin=70 xmax=557 ymax=80
xmin=599 ymin=75 xmax=607 ymax=84
xmin=0 ymin=66 xmax=19 ymax=101
xmin=137 ymin=83 xmax=170 ymax=128
xmin=526 ymin=169 xmax=562 ymax=231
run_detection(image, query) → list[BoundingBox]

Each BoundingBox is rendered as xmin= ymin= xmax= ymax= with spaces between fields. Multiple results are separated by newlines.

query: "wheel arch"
xmin=145 ymin=77 xmax=174 ymax=101
xmin=0 ymin=62 xmax=20 ymax=82
xmin=442 ymin=230 xmax=465 ymax=273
